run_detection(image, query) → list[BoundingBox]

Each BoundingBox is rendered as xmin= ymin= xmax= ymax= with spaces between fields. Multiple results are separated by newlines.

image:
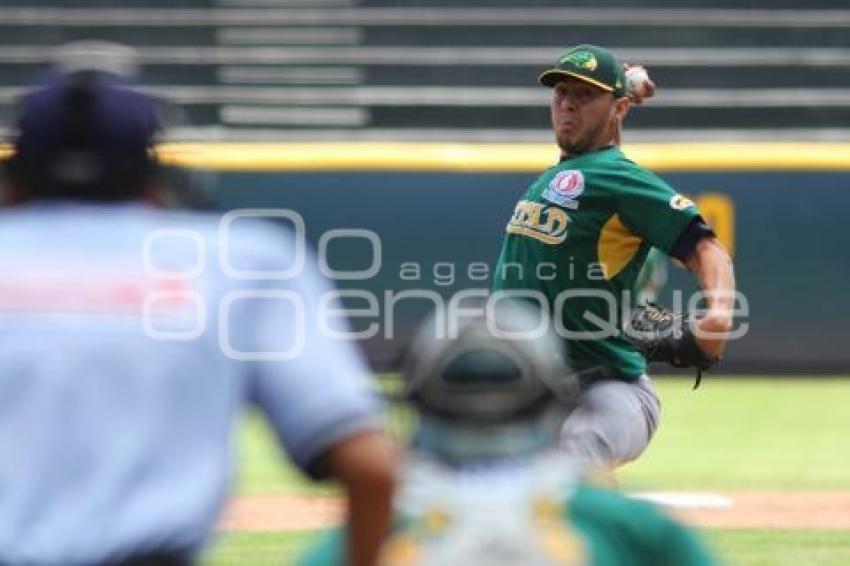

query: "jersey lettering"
xmin=506 ymin=200 xmax=569 ymax=245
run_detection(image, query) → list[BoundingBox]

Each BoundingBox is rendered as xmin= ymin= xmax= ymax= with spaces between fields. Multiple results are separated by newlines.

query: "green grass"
xmin=203 ymin=531 xmax=317 ymax=566
xmin=706 ymin=530 xmax=850 ymax=566
xmin=203 ymin=529 xmax=850 ymax=566
xmin=619 ymin=378 xmax=850 ymax=490
xmin=235 ymin=377 xmax=850 ymax=494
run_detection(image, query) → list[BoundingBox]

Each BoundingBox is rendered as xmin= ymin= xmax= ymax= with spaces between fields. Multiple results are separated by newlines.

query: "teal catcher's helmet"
xmin=401 ymin=299 xmax=580 ymax=462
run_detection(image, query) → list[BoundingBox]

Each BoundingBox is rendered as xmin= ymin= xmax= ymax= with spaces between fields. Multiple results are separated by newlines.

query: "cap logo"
xmin=561 ymin=51 xmax=597 ymax=71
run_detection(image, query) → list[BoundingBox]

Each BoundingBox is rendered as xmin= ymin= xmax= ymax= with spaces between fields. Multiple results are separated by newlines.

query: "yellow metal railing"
xmin=3 ymin=142 xmax=850 ymax=172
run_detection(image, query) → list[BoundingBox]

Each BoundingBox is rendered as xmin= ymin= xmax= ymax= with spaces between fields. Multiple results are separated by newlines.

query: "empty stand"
xmin=0 ymin=0 xmax=848 ymax=140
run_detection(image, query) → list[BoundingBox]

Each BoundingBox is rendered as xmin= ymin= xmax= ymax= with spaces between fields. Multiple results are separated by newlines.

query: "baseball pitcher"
xmin=492 ymin=44 xmax=736 ymax=467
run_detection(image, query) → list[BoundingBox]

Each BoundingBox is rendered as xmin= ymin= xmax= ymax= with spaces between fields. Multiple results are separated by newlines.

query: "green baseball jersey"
xmin=493 ymin=146 xmax=701 ymax=379
xmin=297 ymin=458 xmax=714 ymax=566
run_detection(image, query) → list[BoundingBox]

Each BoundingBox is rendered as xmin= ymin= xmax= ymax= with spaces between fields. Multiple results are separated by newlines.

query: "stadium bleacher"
xmin=0 ymin=0 xmax=848 ymax=140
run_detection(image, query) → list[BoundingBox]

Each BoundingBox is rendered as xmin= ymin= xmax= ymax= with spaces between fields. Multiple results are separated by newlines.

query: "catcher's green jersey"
xmin=298 ymin=484 xmax=714 ymax=566
xmin=493 ymin=146 xmax=701 ymax=379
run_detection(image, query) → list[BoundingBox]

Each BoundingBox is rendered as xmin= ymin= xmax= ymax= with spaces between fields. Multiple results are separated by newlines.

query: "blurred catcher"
xmin=300 ymin=300 xmax=715 ymax=566
xmin=0 ymin=45 xmax=394 ymax=566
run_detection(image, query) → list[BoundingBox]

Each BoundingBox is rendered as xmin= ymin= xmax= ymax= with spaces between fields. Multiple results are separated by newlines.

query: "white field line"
xmin=628 ymin=491 xmax=734 ymax=509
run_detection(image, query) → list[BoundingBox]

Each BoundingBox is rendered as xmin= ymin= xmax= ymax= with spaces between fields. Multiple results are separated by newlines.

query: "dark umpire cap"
xmin=401 ymin=299 xmax=579 ymax=425
xmin=7 ymin=44 xmax=159 ymax=201
xmin=538 ymin=44 xmax=627 ymax=97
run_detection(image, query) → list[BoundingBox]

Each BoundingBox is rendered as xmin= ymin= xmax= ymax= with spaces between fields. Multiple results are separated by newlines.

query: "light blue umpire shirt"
xmin=0 ymin=202 xmax=382 ymax=565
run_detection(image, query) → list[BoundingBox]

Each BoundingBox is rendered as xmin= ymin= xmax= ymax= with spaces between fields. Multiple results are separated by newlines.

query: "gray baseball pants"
xmin=559 ymin=374 xmax=660 ymax=468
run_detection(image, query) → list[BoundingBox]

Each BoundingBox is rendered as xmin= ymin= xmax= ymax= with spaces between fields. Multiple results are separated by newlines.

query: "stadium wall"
xmin=158 ymin=142 xmax=849 ymax=373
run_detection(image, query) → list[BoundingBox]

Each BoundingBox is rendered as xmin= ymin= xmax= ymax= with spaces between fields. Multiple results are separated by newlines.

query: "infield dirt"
xmin=217 ymin=491 xmax=850 ymax=532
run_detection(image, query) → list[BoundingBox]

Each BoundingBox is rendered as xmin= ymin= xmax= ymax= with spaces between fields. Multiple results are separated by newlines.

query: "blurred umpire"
xmin=300 ymin=300 xmax=715 ymax=565
xmin=0 ymin=45 xmax=394 ymax=566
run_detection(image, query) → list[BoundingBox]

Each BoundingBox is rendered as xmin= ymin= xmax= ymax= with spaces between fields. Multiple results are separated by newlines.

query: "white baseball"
xmin=625 ymin=66 xmax=650 ymax=96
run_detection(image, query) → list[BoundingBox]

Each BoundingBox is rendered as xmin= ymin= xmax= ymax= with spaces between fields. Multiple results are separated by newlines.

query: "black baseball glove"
xmin=623 ymin=303 xmax=719 ymax=389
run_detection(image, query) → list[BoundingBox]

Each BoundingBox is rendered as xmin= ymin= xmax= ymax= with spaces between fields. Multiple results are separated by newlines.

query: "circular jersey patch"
xmin=549 ymin=170 xmax=585 ymax=198
xmin=669 ymin=194 xmax=695 ymax=210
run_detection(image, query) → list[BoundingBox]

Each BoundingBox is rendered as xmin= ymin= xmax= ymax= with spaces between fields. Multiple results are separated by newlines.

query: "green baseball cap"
xmin=538 ymin=44 xmax=626 ymax=97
